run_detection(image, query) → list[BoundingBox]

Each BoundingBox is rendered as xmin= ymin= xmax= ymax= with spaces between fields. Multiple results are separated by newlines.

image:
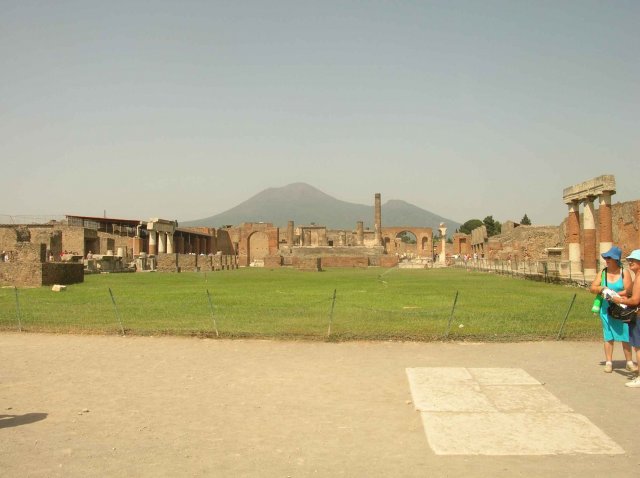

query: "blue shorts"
xmin=629 ymin=318 xmax=640 ymax=348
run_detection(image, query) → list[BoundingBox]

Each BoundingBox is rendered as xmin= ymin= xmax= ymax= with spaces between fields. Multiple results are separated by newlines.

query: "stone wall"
xmin=292 ymin=257 xmax=322 ymax=271
xmin=153 ymin=253 xmax=239 ymax=272
xmin=156 ymin=253 xmax=180 ymax=272
xmin=486 ymin=225 xmax=562 ymax=261
xmin=42 ymin=263 xmax=85 ymax=285
xmin=321 ymin=256 xmax=369 ymax=268
xmin=264 ymin=255 xmax=282 ymax=268
xmin=0 ymin=262 xmax=84 ymax=287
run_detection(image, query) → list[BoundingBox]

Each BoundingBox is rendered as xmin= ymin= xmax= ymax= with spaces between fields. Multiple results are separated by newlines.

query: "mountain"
xmin=180 ymin=183 xmax=461 ymax=232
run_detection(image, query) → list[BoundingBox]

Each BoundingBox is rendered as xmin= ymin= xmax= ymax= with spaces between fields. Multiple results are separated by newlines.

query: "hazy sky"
xmin=1 ymin=1 xmax=638 ymax=226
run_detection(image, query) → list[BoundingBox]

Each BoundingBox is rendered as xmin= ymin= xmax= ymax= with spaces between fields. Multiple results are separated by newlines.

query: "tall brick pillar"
xmin=148 ymin=230 xmax=157 ymax=256
xmin=356 ymin=221 xmax=364 ymax=246
xmin=132 ymin=237 xmax=142 ymax=256
xmin=566 ymin=200 xmax=581 ymax=275
xmin=374 ymin=193 xmax=382 ymax=246
xmin=287 ymin=221 xmax=294 ymax=246
xmin=583 ymin=197 xmax=597 ymax=280
xmin=598 ymin=192 xmax=613 ymax=270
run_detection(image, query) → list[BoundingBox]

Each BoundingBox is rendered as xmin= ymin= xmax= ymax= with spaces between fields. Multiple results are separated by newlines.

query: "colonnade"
xmin=563 ymin=175 xmax=616 ymax=280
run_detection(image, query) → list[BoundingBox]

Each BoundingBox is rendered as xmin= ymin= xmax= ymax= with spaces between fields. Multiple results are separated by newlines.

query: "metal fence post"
xmin=556 ymin=293 xmax=577 ymax=340
xmin=444 ymin=291 xmax=459 ymax=338
xmin=14 ymin=286 xmax=22 ymax=332
xmin=206 ymin=289 xmax=219 ymax=337
xmin=327 ymin=289 xmax=337 ymax=337
xmin=108 ymin=288 xmax=125 ymax=336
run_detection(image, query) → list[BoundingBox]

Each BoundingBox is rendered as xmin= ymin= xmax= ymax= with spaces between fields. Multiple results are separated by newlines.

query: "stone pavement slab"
xmin=407 ymin=367 xmax=624 ymax=456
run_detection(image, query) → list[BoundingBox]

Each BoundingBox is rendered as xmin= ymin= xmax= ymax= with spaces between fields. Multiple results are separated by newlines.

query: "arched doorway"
xmin=248 ymin=231 xmax=269 ymax=264
xmin=395 ymin=230 xmax=417 ymax=255
xmin=421 ymin=236 xmax=430 ymax=255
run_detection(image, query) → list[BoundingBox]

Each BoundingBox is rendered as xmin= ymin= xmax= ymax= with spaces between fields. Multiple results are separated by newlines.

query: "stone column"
xmin=356 ymin=221 xmax=364 ymax=246
xmin=566 ymin=200 xmax=581 ymax=275
xmin=158 ymin=232 xmax=166 ymax=254
xmin=287 ymin=221 xmax=294 ymax=246
xmin=148 ymin=230 xmax=157 ymax=256
xmin=598 ymin=192 xmax=613 ymax=270
xmin=166 ymin=233 xmax=174 ymax=254
xmin=132 ymin=237 xmax=142 ymax=256
xmin=438 ymin=223 xmax=447 ymax=265
xmin=374 ymin=193 xmax=382 ymax=246
xmin=194 ymin=237 xmax=200 ymax=256
xmin=583 ymin=197 xmax=597 ymax=280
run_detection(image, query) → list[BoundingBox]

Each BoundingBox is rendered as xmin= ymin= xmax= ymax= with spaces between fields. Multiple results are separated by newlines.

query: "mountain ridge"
xmin=180 ymin=183 xmax=461 ymax=232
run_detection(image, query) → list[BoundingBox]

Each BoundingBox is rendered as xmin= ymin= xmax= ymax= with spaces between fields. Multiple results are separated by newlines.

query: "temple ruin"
xmin=2 ymin=175 xmax=640 ymax=287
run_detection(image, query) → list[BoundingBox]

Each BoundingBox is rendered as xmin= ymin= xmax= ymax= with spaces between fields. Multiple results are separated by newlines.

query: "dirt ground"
xmin=1 ymin=333 xmax=638 ymax=477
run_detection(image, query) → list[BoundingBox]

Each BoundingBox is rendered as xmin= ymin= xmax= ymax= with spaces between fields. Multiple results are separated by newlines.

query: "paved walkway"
xmin=1 ymin=333 xmax=638 ymax=477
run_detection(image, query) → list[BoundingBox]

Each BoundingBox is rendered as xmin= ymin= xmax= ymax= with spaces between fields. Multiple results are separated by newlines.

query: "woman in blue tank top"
xmin=590 ymin=246 xmax=635 ymax=373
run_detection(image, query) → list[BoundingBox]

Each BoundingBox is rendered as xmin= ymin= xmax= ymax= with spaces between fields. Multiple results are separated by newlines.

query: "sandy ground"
xmin=1 ymin=333 xmax=639 ymax=477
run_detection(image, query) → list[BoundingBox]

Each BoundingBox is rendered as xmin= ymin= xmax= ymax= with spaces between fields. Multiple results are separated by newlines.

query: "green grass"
xmin=0 ymin=268 xmax=601 ymax=341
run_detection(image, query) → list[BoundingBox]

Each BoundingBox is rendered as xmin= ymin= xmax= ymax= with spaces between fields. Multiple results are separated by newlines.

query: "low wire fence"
xmin=0 ymin=277 xmax=599 ymax=342
xmin=450 ymin=258 xmax=591 ymax=286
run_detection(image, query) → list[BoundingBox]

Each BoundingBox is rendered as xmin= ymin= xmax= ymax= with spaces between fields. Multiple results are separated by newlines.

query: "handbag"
xmin=608 ymin=303 xmax=638 ymax=323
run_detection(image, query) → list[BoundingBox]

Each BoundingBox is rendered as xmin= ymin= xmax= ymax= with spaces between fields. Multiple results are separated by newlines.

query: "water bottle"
xmin=591 ymin=295 xmax=603 ymax=313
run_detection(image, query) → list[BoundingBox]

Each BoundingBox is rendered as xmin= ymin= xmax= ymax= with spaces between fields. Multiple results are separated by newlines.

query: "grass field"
xmin=0 ymin=268 xmax=601 ymax=341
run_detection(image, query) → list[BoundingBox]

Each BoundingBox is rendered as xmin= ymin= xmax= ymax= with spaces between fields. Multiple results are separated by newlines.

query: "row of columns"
xmin=566 ymin=191 xmax=613 ymax=278
xmin=146 ymin=231 xmax=213 ymax=256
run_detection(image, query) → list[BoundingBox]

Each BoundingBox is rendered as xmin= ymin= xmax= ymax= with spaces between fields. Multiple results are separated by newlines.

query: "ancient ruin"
xmin=2 ymin=176 xmax=640 ymax=287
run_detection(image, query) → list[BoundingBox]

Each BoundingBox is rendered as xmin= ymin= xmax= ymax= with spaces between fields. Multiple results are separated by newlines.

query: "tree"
xmin=483 ymin=215 xmax=501 ymax=237
xmin=459 ymin=219 xmax=483 ymax=235
xmin=520 ymin=213 xmax=531 ymax=225
xmin=398 ymin=231 xmax=416 ymax=244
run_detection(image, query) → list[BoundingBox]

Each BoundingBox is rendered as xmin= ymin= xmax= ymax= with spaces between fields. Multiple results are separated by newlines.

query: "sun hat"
xmin=626 ymin=249 xmax=640 ymax=262
xmin=601 ymin=246 xmax=622 ymax=262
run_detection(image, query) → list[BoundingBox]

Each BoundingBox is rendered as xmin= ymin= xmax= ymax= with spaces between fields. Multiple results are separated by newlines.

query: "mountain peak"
xmin=181 ymin=184 xmax=460 ymax=231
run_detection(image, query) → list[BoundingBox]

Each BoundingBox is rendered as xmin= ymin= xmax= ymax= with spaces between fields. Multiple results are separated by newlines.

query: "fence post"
xmin=108 ymin=288 xmax=126 ymax=336
xmin=444 ymin=290 xmax=459 ymax=338
xmin=327 ymin=289 xmax=337 ymax=337
xmin=14 ymin=286 xmax=22 ymax=332
xmin=206 ymin=289 xmax=219 ymax=337
xmin=556 ymin=293 xmax=577 ymax=340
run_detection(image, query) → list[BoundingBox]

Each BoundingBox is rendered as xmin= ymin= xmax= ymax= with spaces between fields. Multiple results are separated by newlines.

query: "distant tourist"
xmin=86 ymin=251 xmax=93 ymax=260
xmin=609 ymin=249 xmax=640 ymax=387
xmin=589 ymin=246 xmax=636 ymax=374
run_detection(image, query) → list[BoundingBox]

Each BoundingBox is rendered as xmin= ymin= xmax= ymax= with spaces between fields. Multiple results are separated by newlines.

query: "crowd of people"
xmin=590 ymin=246 xmax=640 ymax=388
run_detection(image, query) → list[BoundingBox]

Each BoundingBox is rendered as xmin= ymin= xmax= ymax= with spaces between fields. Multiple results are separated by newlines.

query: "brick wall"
xmin=292 ymin=257 xmax=321 ymax=271
xmin=156 ymin=253 xmax=179 ymax=272
xmin=0 ymin=262 xmax=83 ymax=287
xmin=41 ymin=263 xmax=84 ymax=285
xmin=320 ymin=256 xmax=368 ymax=268
xmin=264 ymin=255 xmax=282 ymax=268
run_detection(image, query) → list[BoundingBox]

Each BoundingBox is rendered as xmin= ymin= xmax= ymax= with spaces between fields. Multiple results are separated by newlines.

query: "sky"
xmin=1 ymin=0 xmax=638 ymax=226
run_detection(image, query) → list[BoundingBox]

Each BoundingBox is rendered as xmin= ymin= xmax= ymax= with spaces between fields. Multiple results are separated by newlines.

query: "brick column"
xmin=583 ymin=197 xmax=597 ymax=280
xmin=132 ymin=237 xmax=142 ymax=256
xmin=356 ymin=221 xmax=364 ymax=245
xmin=287 ymin=221 xmax=294 ymax=246
xmin=598 ymin=192 xmax=613 ymax=270
xmin=566 ymin=200 xmax=581 ymax=275
xmin=148 ymin=230 xmax=157 ymax=256
xmin=374 ymin=193 xmax=382 ymax=246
